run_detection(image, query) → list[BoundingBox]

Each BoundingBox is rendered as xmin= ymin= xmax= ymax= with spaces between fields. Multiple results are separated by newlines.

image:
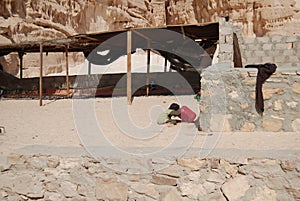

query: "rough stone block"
xmin=272 ymin=36 xmax=285 ymax=43
xmin=210 ymin=114 xmax=231 ymax=132
xmin=291 ymin=119 xmax=300 ymax=131
xmin=244 ymin=37 xmax=256 ymax=44
xmin=245 ymin=186 xmax=277 ymax=201
xmin=240 ymin=122 xmax=256 ymax=132
xmin=177 ymin=158 xmax=206 ymax=170
xmin=262 ymin=118 xmax=283 ymax=132
xmin=286 ymin=36 xmax=298 ymax=43
xmin=261 ymin=56 xmax=274 ymax=63
xmin=292 ymin=83 xmax=300 ymax=94
xmin=254 ymin=50 xmax=265 ymax=57
xmin=225 ymin=34 xmax=233 ymax=43
xmin=244 ymin=51 xmax=254 ymax=58
xmin=219 ymin=53 xmax=233 ymax=61
xmin=219 ymin=35 xmax=226 ymax=44
xmin=161 ymin=189 xmax=182 ymax=201
xmin=281 ymin=161 xmax=296 ymax=171
xmin=221 ymin=175 xmax=250 ymax=201
xmin=262 ymin=44 xmax=273 ymax=50
xmin=287 ymin=55 xmax=299 ymax=63
xmin=61 ymin=181 xmax=78 ymax=198
xmin=151 ymin=175 xmax=177 ymax=186
xmin=219 ymin=44 xmax=233 ymax=53
xmin=250 ymin=56 xmax=262 ymax=63
xmin=247 ymin=44 xmax=259 ymax=50
xmin=220 ymin=27 xmax=233 ymax=35
xmin=275 ymin=43 xmax=288 ymax=50
xmin=274 ymin=56 xmax=286 ymax=63
xmin=158 ymin=165 xmax=181 ymax=178
xmin=180 ymin=183 xmax=206 ymax=199
xmin=131 ymin=183 xmax=159 ymax=200
xmin=257 ymin=37 xmax=270 ymax=43
xmin=96 ymin=180 xmax=128 ymax=201
xmin=294 ymin=42 xmax=300 ymax=49
xmin=282 ymin=49 xmax=296 ymax=56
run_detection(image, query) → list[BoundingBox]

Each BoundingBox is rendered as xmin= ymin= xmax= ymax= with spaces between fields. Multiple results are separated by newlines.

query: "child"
xmin=157 ymin=103 xmax=181 ymax=125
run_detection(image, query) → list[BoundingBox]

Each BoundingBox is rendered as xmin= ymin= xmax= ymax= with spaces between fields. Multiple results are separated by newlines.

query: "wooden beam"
xmin=88 ymin=61 xmax=91 ymax=75
xmin=39 ymin=43 xmax=43 ymax=106
xmin=65 ymin=45 xmax=70 ymax=95
xmin=233 ymin=32 xmax=243 ymax=68
xmin=164 ymin=57 xmax=167 ymax=72
xmin=181 ymin=26 xmax=186 ymax=40
xmin=146 ymin=48 xmax=150 ymax=96
xmin=18 ymin=52 xmax=24 ymax=79
xmin=127 ymin=30 xmax=132 ymax=105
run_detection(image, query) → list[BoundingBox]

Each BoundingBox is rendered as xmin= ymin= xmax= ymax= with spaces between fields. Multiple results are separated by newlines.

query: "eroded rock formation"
xmin=1 ymin=0 xmax=300 ymax=76
xmin=1 ymin=0 xmax=300 ymax=44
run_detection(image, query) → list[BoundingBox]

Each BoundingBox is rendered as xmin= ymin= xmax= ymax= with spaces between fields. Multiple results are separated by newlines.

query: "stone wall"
xmin=200 ymin=65 xmax=300 ymax=132
xmin=238 ymin=34 xmax=300 ymax=67
xmin=0 ymin=153 xmax=299 ymax=201
xmin=216 ymin=18 xmax=300 ymax=67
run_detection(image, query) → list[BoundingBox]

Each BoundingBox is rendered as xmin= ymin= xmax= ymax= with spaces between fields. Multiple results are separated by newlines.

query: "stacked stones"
xmin=238 ymin=36 xmax=300 ymax=67
xmin=0 ymin=154 xmax=299 ymax=201
xmin=218 ymin=17 xmax=234 ymax=67
xmin=200 ymin=66 xmax=300 ymax=132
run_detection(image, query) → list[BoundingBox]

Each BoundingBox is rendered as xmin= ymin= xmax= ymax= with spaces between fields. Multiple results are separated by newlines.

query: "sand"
xmin=0 ymin=96 xmax=299 ymax=160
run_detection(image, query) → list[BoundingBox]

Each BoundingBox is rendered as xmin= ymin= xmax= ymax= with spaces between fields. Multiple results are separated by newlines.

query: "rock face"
xmin=1 ymin=0 xmax=300 ymax=45
xmin=2 ymin=0 xmax=300 ymax=76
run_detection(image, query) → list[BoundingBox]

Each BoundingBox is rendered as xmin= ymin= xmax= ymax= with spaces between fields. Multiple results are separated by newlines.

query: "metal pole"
xmin=39 ymin=43 xmax=43 ymax=106
xmin=146 ymin=48 xmax=150 ymax=96
xmin=65 ymin=45 xmax=70 ymax=95
xmin=127 ymin=30 xmax=132 ymax=105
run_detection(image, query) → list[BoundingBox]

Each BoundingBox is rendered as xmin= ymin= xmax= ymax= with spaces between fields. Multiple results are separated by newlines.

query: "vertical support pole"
xmin=146 ymin=48 xmax=150 ymax=96
xmin=127 ymin=30 xmax=132 ymax=105
xmin=164 ymin=57 xmax=167 ymax=72
xmin=65 ymin=45 xmax=70 ymax=95
xmin=88 ymin=61 xmax=91 ymax=75
xmin=18 ymin=52 xmax=24 ymax=79
xmin=39 ymin=43 xmax=43 ymax=106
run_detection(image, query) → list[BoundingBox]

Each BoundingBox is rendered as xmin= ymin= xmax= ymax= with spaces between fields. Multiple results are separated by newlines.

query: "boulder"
xmin=221 ymin=175 xmax=250 ymax=201
xmin=95 ymin=180 xmax=128 ymax=201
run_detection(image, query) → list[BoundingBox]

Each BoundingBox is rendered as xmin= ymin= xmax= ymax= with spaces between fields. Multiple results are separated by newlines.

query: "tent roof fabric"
xmin=0 ymin=23 xmax=218 ymax=56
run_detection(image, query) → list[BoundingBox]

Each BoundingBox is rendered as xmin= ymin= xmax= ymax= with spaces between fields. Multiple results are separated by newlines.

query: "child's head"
xmin=169 ymin=103 xmax=180 ymax=111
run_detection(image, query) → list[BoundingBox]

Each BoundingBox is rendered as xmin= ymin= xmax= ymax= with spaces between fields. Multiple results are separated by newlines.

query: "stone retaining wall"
xmin=200 ymin=65 xmax=300 ymax=132
xmin=0 ymin=154 xmax=299 ymax=201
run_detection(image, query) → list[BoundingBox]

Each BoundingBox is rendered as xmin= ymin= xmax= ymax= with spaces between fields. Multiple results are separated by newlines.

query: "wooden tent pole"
xmin=127 ymin=30 xmax=132 ymax=105
xmin=233 ymin=32 xmax=243 ymax=68
xmin=18 ymin=52 xmax=24 ymax=79
xmin=164 ymin=57 xmax=167 ymax=72
xmin=146 ymin=48 xmax=150 ymax=96
xmin=39 ymin=43 xmax=43 ymax=106
xmin=88 ymin=61 xmax=91 ymax=75
xmin=65 ymin=45 xmax=70 ymax=95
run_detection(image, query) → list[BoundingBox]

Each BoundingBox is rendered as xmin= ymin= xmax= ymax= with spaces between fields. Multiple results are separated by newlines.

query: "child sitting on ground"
xmin=157 ymin=103 xmax=181 ymax=125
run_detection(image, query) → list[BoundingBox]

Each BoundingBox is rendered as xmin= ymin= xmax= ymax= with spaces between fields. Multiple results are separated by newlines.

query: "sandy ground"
xmin=0 ymin=96 xmax=299 ymax=159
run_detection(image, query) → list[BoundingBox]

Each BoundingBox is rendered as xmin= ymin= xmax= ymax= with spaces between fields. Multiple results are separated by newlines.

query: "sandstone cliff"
xmin=1 ymin=0 xmax=300 ymax=76
xmin=1 ymin=0 xmax=300 ymax=45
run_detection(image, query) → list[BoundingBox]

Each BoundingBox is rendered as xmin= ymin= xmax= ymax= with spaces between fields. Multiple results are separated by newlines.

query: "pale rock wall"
xmin=2 ymin=0 xmax=300 ymax=76
xmin=0 ymin=154 xmax=299 ymax=200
